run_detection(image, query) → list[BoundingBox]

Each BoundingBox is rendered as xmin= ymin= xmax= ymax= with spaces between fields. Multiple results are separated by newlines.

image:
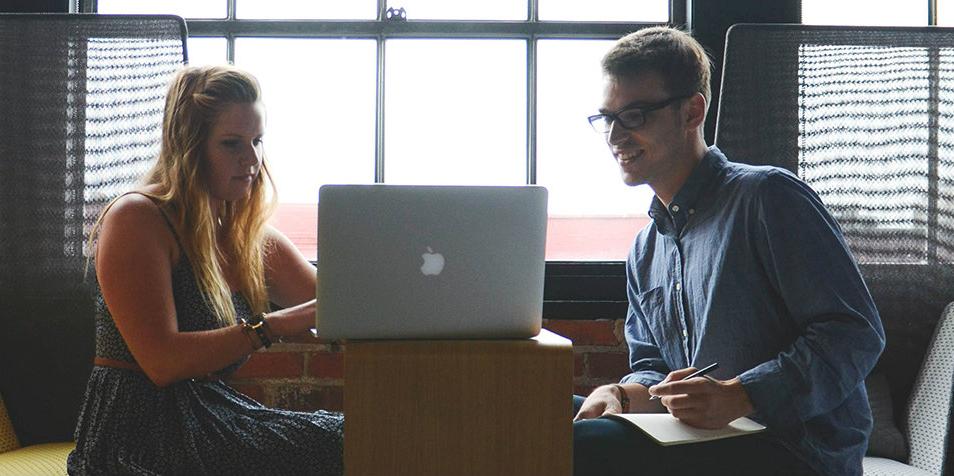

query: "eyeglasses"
xmin=587 ymin=93 xmax=694 ymax=133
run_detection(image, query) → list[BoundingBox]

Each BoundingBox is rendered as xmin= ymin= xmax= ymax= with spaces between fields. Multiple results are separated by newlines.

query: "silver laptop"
xmin=315 ymin=184 xmax=548 ymax=340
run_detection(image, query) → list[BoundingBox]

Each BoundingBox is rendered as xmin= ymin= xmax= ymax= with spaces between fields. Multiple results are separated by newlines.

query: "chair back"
xmin=0 ymin=395 xmax=20 ymax=453
xmin=715 ymin=23 xmax=954 ymax=431
xmin=0 ymin=13 xmax=186 ymax=445
xmin=904 ymin=302 xmax=954 ymax=473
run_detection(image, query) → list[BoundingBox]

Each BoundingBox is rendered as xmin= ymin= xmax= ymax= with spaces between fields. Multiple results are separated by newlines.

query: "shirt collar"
xmin=648 ymin=146 xmax=728 ymax=235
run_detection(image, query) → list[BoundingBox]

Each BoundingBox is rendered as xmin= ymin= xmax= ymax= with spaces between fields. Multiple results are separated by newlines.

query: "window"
xmin=94 ymin=0 xmax=674 ymax=264
xmin=801 ymin=0 xmax=929 ymax=26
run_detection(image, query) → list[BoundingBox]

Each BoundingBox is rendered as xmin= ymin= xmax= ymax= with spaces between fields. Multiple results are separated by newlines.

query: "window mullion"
xmin=527 ymin=38 xmax=537 ymax=185
xmin=375 ymin=37 xmax=386 ymax=183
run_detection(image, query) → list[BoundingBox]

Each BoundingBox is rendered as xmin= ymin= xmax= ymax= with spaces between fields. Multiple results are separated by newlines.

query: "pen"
xmin=649 ymin=362 xmax=719 ymax=401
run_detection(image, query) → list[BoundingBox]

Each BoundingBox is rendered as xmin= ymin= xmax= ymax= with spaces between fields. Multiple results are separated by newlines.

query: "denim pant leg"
xmin=571 ymin=395 xmax=818 ymax=476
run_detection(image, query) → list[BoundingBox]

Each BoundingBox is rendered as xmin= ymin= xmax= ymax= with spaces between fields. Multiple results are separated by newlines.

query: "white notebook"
xmin=603 ymin=413 xmax=766 ymax=446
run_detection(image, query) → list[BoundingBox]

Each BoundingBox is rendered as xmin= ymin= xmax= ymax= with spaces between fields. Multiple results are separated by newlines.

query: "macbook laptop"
xmin=315 ymin=184 xmax=547 ymax=340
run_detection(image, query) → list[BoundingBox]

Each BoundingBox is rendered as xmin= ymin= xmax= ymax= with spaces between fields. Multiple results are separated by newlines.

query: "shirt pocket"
xmin=636 ymin=286 xmax=685 ymax=366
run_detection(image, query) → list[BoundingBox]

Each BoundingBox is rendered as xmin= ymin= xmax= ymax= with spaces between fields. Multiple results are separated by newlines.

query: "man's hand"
xmin=573 ymin=385 xmax=625 ymax=421
xmin=648 ymin=368 xmax=755 ymax=429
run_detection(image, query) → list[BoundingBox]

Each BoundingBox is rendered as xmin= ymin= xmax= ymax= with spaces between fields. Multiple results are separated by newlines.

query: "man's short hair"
xmin=601 ymin=26 xmax=712 ymax=107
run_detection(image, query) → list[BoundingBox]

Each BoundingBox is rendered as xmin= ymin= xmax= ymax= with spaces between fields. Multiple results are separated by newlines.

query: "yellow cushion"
xmin=0 ymin=396 xmax=21 ymax=452
xmin=0 ymin=442 xmax=74 ymax=475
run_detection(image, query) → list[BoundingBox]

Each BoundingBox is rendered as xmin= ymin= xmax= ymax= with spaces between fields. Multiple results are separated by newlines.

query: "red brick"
xmin=586 ymin=351 xmax=631 ymax=380
xmin=574 ymin=384 xmax=597 ymax=397
xmin=545 ymin=320 xmax=621 ymax=346
xmin=274 ymin=384 xmax=344 ymax=412
xmin=229 ymin=383 xmax=267 ymax=403
xmin=231 ymin=352 xmax=304 ymax=379
xmin=307 ymin=351 xmax=344 ymax=379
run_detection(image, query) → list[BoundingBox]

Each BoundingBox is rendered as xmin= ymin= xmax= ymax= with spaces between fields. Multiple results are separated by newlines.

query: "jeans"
xmin=572 ymin=395 xmax=819 ymax=476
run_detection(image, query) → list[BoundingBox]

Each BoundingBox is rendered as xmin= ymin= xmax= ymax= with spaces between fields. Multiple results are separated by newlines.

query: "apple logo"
xmin=420 ymin=246 xmax=445 ymax=276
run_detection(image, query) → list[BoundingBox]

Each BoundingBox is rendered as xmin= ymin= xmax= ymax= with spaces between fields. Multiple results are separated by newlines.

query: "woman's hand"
xmin=264 ymin=299 xmax=317 ymax=339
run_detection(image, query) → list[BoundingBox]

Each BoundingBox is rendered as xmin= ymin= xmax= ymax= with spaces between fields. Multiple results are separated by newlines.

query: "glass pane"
xmin=235 ymin=38 xmax=377 ymax=260
xmin=97 ymin=0 xmax=225 ymax=18
xmin=802 ymin=0 xmax=926 ymax=26
xmin=385 ymin=39 xmax=526 ymax=185
xmin=186 ymin=37 xmax=227 ymax=67
xmin=537 ymin=40 xmax=653 ymax=261
xmin=540 ymin=0 xmax=667 ymax=22
xmin=393 ymin=0 xmax=526 ymax=20
xmin=237 ymin=0 xmax=376 ymax=20
xmin=940 ymin=0 xmax=954 ymax=26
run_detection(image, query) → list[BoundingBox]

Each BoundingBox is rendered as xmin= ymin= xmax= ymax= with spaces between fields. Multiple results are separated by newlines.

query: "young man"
xmin=572 ymin=27 xmax=885 ymax=476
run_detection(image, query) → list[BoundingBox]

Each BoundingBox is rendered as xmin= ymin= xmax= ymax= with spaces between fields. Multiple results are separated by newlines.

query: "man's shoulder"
xmin=718 ymin=158 xmax=810 ymax=200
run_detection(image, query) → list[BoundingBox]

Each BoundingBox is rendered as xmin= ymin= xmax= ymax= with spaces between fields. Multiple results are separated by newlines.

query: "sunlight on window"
xmin=235 ymin=39 xmax=377 ymax=202
xmin=385 ymin=39 xmax=526 ymax=186
xmin=237 ymin=0 xmax=375 ymax=20
xmin=540 ymin=0 xmax=667 ymax=22
xmin=939 ymin=0 xmax=954 ymax=25
xmin=537 ymin=39 xmax=653 ymax=260
xmin=98 ymin=0 xmax=225 ymax=18
xmin=394 ymin=0 xmax=526 ymax=20
xmin=802 ymin=0 xmax=926 ymax=26
xmin=186 ymin=37 xmax=227 ymax=67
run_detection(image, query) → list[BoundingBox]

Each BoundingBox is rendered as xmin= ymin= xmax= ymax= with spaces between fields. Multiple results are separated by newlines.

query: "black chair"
xmin=715 ymin=24 xmax=954 ymax=475
xmin=0 ymin=13 xmax=186 ymax=449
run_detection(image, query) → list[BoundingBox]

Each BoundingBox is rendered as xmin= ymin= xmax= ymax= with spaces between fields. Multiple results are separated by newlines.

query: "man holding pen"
xmin=572 ymin=27 xmax=885 ymax=476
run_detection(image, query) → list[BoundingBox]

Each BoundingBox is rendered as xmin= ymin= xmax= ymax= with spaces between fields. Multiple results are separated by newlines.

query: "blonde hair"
xmin=93 ymin=65 xmax=276 ymax=326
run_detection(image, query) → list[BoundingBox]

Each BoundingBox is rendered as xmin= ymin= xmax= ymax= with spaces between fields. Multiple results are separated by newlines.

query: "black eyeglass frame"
xmin=587 ymin=93 xmax=695 ymax=133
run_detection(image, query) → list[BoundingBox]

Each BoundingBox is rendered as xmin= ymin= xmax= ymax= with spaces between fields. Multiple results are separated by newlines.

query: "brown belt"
xmin=94 ymin=356 xmax=143 ymax=372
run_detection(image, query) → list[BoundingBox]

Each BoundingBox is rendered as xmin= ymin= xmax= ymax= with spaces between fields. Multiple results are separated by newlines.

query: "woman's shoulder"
xmin=99 ymin=190 xmax=180 ymax=260
xmin=104 ymin=191 xmax=165 ymax=225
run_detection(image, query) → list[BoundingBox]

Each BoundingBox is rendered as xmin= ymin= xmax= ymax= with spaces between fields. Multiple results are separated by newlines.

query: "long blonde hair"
xmin=94 ymin=65 xmax=276 ymax=326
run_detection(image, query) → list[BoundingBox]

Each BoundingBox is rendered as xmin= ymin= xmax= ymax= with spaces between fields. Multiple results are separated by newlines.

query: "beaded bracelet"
xmin=612 ymin=384 xmax=630 ymax=412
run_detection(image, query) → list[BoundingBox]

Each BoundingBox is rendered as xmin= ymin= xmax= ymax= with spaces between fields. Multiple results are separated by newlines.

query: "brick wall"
xmin=225 ymin=319 xmax=629 ymax=412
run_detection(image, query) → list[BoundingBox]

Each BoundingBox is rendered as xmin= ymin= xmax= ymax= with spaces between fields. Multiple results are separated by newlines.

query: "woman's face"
xmin=203 ymin=101 xmax=265 ymax=207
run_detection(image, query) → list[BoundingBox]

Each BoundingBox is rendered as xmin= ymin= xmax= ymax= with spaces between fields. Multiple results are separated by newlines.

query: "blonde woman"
xmin=68 ymin=65 xmax=342 ymax=475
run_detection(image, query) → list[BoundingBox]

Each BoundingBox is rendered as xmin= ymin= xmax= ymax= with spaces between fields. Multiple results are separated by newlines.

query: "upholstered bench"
xmin=0 ymin=395 xmax=73 ymax=475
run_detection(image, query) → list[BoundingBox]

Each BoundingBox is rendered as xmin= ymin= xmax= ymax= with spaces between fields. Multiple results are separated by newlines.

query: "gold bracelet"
xmin=238 ymin=317 xmax=263 ymax=350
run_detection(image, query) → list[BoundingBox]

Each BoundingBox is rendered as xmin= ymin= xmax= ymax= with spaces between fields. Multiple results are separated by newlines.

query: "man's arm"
xmin=740 ymin=170 xmax=885 ymax=428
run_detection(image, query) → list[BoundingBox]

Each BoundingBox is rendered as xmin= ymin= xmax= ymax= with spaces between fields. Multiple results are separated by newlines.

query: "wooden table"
xmin=344 ymin=329 xmax=573 ymax=476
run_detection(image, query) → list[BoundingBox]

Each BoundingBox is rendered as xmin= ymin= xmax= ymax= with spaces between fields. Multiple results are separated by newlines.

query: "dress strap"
xmin=120 ymin=191 xmax=186 ymax=253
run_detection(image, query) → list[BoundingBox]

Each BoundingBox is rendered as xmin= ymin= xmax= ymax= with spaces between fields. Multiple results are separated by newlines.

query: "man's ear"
xmin=684 ymin=92 xmax=707 ymax=130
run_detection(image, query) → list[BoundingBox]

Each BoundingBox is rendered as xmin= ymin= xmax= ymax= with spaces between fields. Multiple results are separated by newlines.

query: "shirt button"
xmin=675 ymin=282 xmax=682 ymax=292
xmin=688 ymin=208 xmax=695 ymax=215
xmin=683 ymin=329 xmax=688 ymax=338
xmin=671 ymin=204 xmax=681 ymax=213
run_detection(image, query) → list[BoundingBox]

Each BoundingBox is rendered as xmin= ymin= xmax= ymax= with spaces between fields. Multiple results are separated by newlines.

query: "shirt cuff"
xmin=738 ymin=360 xmax=799 ymax=429
xmin=620 ymin=371 xmax=665 ymax=389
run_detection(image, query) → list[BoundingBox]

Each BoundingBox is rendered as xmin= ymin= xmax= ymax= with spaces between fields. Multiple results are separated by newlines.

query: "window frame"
xmin=84 ymin=0 xmax=686 ymax=319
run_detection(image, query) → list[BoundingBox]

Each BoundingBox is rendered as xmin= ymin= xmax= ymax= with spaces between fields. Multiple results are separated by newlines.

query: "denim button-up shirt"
xmin=621 ymin=146 xmax=885 ymax=476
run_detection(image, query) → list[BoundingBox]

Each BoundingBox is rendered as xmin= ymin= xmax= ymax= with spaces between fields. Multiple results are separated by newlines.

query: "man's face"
xmin=598 ymin=72 xmax=689 ymax=187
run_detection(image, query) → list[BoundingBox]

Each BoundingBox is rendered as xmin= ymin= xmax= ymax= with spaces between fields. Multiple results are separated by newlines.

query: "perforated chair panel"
xmin=0 ymin=14 xmax=186 ymax=446
xmin=904 ymin=303 xmax=954 ymax=473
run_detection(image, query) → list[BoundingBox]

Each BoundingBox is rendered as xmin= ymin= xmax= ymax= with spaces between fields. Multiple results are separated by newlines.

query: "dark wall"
xmin=0 ymin=0 xmax=69 ymax=12
xmin=687 ymin=0 xmax=801 ymax=143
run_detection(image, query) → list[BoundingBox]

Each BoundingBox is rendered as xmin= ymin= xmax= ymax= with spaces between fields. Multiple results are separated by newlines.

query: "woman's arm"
xmin=259 ymin=225 xmax=318 ymax=338
xmin=97 ymin=194 xmax=256 ymax=387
